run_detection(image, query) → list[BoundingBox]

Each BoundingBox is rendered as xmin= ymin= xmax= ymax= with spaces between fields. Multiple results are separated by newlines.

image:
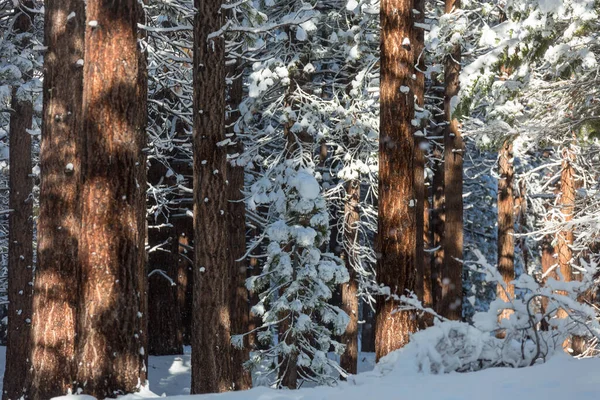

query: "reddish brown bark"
xmin=29 ymin=0 xmax=84 ymax=397
xmin=497 ymin=140 xmax=515 ymax=324
xmin=76 ymin=0 xmax=148 ymax=396
xmin=555 ymin=146 xmax=577 ymax=350
xmin=191 ymin=0 xmax=232 ymax=392
xmin=227 ymin=67 xmax=252 ymax=391
xmin=4 ymin=7 xmax=34 ymax=396
xmin=376 ymin=0 xmax=418 ymax=361
xmin=340 ymin=180 xmax=360 ymax=374
xmin=439 ymin=0 xmax=463 ymax=321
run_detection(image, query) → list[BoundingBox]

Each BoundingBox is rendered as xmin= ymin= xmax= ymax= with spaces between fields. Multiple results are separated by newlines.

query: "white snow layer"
xmin=0 ymin=344 xmax=588 ymax=400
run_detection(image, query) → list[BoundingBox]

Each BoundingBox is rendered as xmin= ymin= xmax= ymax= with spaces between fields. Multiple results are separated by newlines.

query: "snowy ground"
xmin=1 ymin=346 xmax=599 ymax=399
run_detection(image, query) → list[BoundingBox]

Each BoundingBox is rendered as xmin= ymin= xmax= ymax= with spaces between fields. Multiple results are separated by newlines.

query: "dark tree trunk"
xmin=76 ymin=0 xmax=148 ymax=396
xmin=30 ymin=0 xmax=84 ymax=397
xmin=431 ymin=147 xmax=444 ymax=313
xmin=191 ymin=0 xmax=232 ymax=392
xmin=175 ymin=215 xmax=194 ymax=345
xmin=497 ymin=140 xmax=515 ymax=325
xmin=340 ymin=180 xmax=360 ymax=374
xmin=376 ymin=0 xmax=418 ymax=361
xmin=412 ymin=0 xmax=432 ymax=326
xmin=147 ymin=160 xmax=183 ymax=356
xmin=439 ymin=0 xmax=463 ymax=321
xmin=360 ymin=302 xmax=376 ymax=353
xmin=227 ymin=66 xmax=252 ymax=391
xmin=4 ymin=6 xmax=34 ymax=396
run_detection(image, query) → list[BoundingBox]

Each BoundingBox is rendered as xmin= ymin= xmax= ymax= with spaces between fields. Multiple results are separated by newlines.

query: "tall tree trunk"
xmin=431 ymin=146 xmax=444 ymax=313
xmin=227 ymin=66 xmax=252 ymax=391
xmin=555 ymin=145 xmax=576 ymax=350
xmin=412 ymin=0 xmax=432 ymax=325
xmin=76 ymin=0 xmax=148 ymax=396
xmin=191 ymin=0 xmax=232 ymax=392
xmin=439 ymin=0 xmax=463 ymax=321
xmin=497 ymin=140 xmax=515 ymax=326
xmin=4 ymin=6 xmax=34 ymax=397
xmin=376 ymin=0 xmax=418 ymax=361
xmin=147 ymin=161 xmax=183 ymax=355
xmin=30 ymin=0 xmax=84 ymax=397
xmin=340 ymin=180 xmax=360 ymax=374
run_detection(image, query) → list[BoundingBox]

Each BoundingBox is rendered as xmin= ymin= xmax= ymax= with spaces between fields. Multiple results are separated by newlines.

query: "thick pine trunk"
xmin=148 ymin=161 xmax=183 ymax=356
xmin=439 ymin=0 xmax=463 ymax=321
xmin=497 ymin=140 xmax=515 ymax=324
xmin=191 ymin=0 xmax=232 ymax=392
xmin=30 ymin=0 xmax=84 ymax=397
xmin=4 ymin=7 xmax=34 ymax=394
xmin=376 ymin=0 xmax=418 ymax=361
xmin=227 ymin=67 xmax=252 ymax=391
xmin=340 ymin=180 xmax=360 ymax=374
xmin=76 ymin=0 xmax=148 ymax=396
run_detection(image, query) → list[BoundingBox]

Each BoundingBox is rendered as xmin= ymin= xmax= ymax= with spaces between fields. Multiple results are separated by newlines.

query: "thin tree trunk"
xmin=4 ymin=6 xmax=34 ymax=395
xmin=227 ymin=66 xmax=252 ymax=391
xmin=376 ymin=0 xmax=418 ymax=361
xmin=540 ymin=235 xmax=557 ymax=331
xmin=555 ymin=145 xmax=576 ymax=350
xmin=412 ymin=0 xmax=432 ymax=325
xmin=431 ymin=146 xmax=444 ymax=313
xmin=439 ymin=0 xmax=463 ymax=321
xmin=191 ymin=0 xmax=232 ymax=392
xmin=361 ymin=302 xmax=376 ymax=353
xmin=497 ymin=140 xmax=515 ymax=326
xmin=340 ymin=180 xmax=360 ymax=374
xmin=30 ymin=0 xmax=84 ymax=397
xmin=147 ymin=161 xmax=183 ymax=356
xmin=76 ymin=0 xmax=148 ymax=395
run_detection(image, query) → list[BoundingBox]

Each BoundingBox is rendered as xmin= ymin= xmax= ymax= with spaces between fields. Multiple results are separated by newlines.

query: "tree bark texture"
xmin=147 ymin=161 xmax=183 ymax=356
xmin=227 ymin=67 xmax=252 ymax=391
xmin=431 ymin=149 xmax=444 ymax=313
xmin=411 ymin=0 xmax=433 ymax=325
xmin=376 ymin=0 xmax=418 ymax=362
xmin=4 ymin=6 xmax=34 ymax=394
xmin=30 ymin=0 xmax=84 ymax=397
xmin=191 ymin=0 xmax=232 ymax=392
xmin=440 ymin=0 xmax=463 ymax=321
xmin=76 ymin=0 xmax=148 ymax=396
xmin=497 ymin=140 xmax=515 ymax=324
xmin=340 ymin=180 xmax=360 ymax=374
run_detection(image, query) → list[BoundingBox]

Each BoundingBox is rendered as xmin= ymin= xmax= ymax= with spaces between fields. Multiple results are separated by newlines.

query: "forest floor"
xmin=0 ymin=346 xmax=598 ymax=399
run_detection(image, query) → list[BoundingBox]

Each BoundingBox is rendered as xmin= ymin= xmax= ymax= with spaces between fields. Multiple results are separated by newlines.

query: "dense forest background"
xmin=0 ymin=0 xmax=599 ymax=398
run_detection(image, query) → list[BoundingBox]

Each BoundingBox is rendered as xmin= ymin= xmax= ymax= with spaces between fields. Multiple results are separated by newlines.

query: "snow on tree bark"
xmin=376 ymin=0 xmax=419 ymax=361
xmin=439 ymin=0 xmax=463 ymax=321
xmin=76 ymin=0 xmax=148 ymax=396
xmin=30 ymin=0 xmax=84 ymax=397
xmin=340 ymin=179 xmax=360 ymax=375
xmin=191 ymin=0 xmax=233 ymax=392
xmin=4 ymin=5 xmax=34 ymax=397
